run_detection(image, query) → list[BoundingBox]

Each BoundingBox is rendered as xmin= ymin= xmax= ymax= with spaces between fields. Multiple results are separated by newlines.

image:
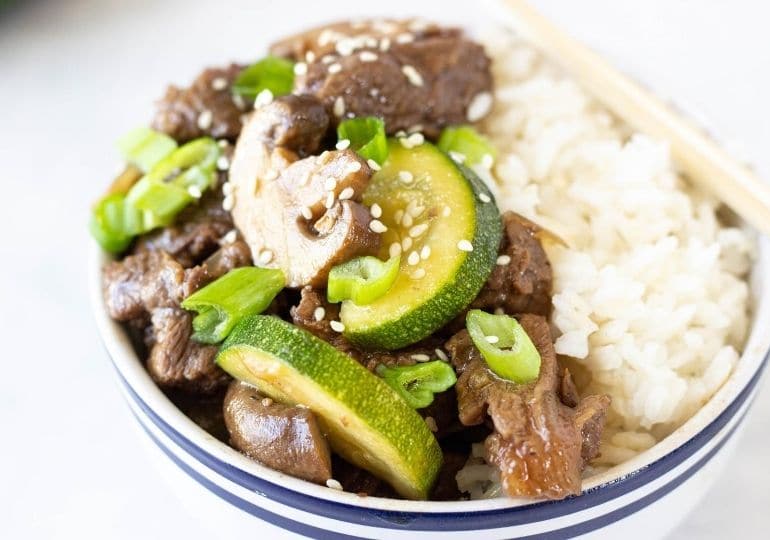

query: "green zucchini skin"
xmin=216 ymin=314 xmax=443 ymax=500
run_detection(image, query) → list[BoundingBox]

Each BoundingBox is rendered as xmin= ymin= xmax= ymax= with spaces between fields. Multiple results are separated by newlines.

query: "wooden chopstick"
xmin=501 ymin=0 xmax=770 ymax=237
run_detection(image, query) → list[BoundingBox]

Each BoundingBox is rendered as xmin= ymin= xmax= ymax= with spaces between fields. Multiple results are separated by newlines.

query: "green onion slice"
xmin=465 ymin=309 xmax=541 ymax=384
xmin=117 ymin=127 xmax=178 ymax=172
xmin=337 ymin=117 xmax=388 ymax=165
xmin=89 ymin=194 xmax=146 ymax=254
xmin=182 ymin=267 xmax=286 ymax=344
xmin=327 ymin=255 xmax=400 ymax=305
xmin=231 ymin=56 xmax=295 ymax=100
xmin=437 ymin=125 xmax=497 ymax=166
xmin=376 ymin=361 xmax=457 ymax=409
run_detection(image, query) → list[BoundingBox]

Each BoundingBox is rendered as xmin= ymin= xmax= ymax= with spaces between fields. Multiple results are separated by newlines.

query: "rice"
xmin=459 ymin=33 xmax=754 ymax=496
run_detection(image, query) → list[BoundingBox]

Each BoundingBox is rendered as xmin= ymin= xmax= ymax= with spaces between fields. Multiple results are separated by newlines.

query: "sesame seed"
xmin=425 ymin=416 xmax=438 ymax=432
xmin=232 ymin=94 xmax=247 ymax=110
xmin=369 ymin=87 xmax=380 ymax=97
xmin=258 ymin=249 xmax=274 ymax=264
xmin=370 ymin=203 xmax=382 ymax=218
xmin=409 ymin=19 xmax=429 ymax=32
xmin=364 ymin=37 xmax=378 ymax=48
xmin=222 ymin=195 xmax=235 ymax=211
xmin=401 ymin=237 xmax=413 ymax=251
xmin=420 ymin=246 xmax=431 ymax=259
xmin=211 ymin=77 xmax=228 ymax=91
xmin=324 ymin=177 xmax=337 ymax=191
xmin=333 ymin=96 xmax=345 ymax=117
xmin=216 ymin=156 xmax=230 ymax=171
xmin=401 ymin=64 xmax=423 ymax=87
xmin=318 ymin=28 xmax=335 ymax=46
xmin=449 ymin=151 xmax=466 ymax=164
xmin=411 ymin=353 xmax=430 ymax=362
xmin=398 ymin=170 xmax=414 ymax=183
xmin=395 ymin=130 xmax=407 ymax=138
xmin=407 ymin=201 xmax=424 ymax=217
xmin=379 ymin=37 xmax=391 ymax=51
xmin=485 ymin=335 xmax=500 ymax=344
xmin=217 ymin=139 xmax=230 ymax=148
xmin=313 ymin=307 xmax=326 ymax=321
xmin=264 ymin=169 xmax=279 ymax=181
xmin=481 ymin=153 xmax=495 ymax=168
xmin=222 ymin=182 xmax=234 ymax=195
xmin=261 ymin=397 xmax=274 ymax=407
xmin=326 ymin=479 xmax=343 ymax=491
xmin=367 ymin=159 xmax=381 ymax=171
xmin=479 ymin=193 xmax=492 ymax=203
xmin=494 ymin=307 xmax=505 ymax=315
xmin=197 ymin=109 xmax=213 ymax=130
xmin=336 ymin=39 xmax=355 ymax=56
xmin=222 ymin=230 xmax=237 ymax=244
xmin=495 ymin=255 xmax=511 ymax=267
xmin=396 ymin=33 xmax=414 ymax=44
xmin=330 ymin=320 xmax=345 ymax=333
xmin=442 ymin=206 xmax=452 ymax=217
xmin=467 ymin=91 xmax=493 ymax=122
xmin=301 ymin=206 xmax=313 ymax=220
xmin=305 ymin=51 xmax=316 ymax=63
xmin=389 ymin=242 xmax=402 ymax=258
xmin=346 ymin=161 xmax=362 ymax=174
xmin=293 ymin=62 xmax=308 ymax=75
xmin=401 ymin=213 xmax=413 ymax=228
xmin=407 ymin=251 xmax=420 ymax=265
xmin=328 ymin=62 xmax=342 ymax=74
xmin=457 ymin=239 xmax=474 ymax=252
xmin=409 ymin=223 xmax=428 ymax=237
xmin=410 ymin=268 xmax=427 ymax=280
xmin=336 ymin=138 xmax=351 ymax=150
xmin=394 ymin=209 xmax=405 ymax=223
xmin=339 ymin=187 xmax=355 ymax=200
xmin=435 ymin=349 xmax=449 ymax=362
xmin=404 ymin=133 xmax=424 ymax=148
xmin=359 ymin=51 xmax=378 ymax=62
xmin=369 ymin=219 xmax=388 ymax=233
xmin=255 ymin=88 xmax=274 ymax=107
xmin=325 ymin=192 xmax=335 ymax=209
xmin=321 ymin=54 xmax=336 ymax=64
xmin=187 ymin=185 xmax=202 ymax=199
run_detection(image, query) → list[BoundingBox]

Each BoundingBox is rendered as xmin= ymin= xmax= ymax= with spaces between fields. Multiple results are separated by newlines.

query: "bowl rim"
xmin=90 ymin=228 xmax=770 ymax=517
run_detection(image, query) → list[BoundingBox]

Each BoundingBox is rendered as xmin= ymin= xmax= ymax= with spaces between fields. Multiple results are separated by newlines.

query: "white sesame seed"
xmin=409 ymin=223 xmax=429 ymax=238
xmin=216 ymin=156 xmax=230 ymax=171
xmin=408 ymin=133 xmax=425 ymax=146
xmin=187 ymin=185 xmax=202 ymax=199
xmin=325 ymin=192 xmax=336 ymax=209
xmin=222 ymin=195 xmax=235 ymax=211
xmin=259 ymin=397 xmax=273 ymax=408
xmin=467 ymin=91 xmax=493 ymax=122
xmin=449 ymin=151 xmax=466 ymax=164
xmin=494 ymin=307 xmax=505 ymax=315
xmin=335 ymin=39 xmax=355 ymax=56
xmin=367 ymin=159 xmax=381 ymax=171
xmin=369 ymin=87 xmax=380 ymax=97
xmin=410 ymin=268 xmax=426 ymax=280
xmin=479 ymin=193 xmax=492 ymax=203
xmin=301 ymin=206 xmax=313 ymax=220
xmin=255 ymin=88 xmax=274 ymax=107
xmin=305 ymin=50 xmax=316 ymax=63
xmin=324 ymin=177 xmax=337 ymax=191
xmin=333 ymin=96 xmax=345 ymax=117
xmin=318 ymin=28 xmax=335 ymax=46
xmin=398 ymin=170 xmax=414 ymax=183
xmin=346 ymin=161 xmax=362 ymax=174
xmin=313 ymin=307 xmax=326 ymax=321
xmin=394 ymin=209 xmax=405 ymax=223
xmin=401 ymin=65 xmax=423 ymax=87
xmin=336 ymin=139 xmax=351 ymax=150
xmin=328 ymin=62 xmax=342 ymax=74
xmin=401 ymin=237 xmax=413 ymax=251
xmin=425 ymin=416 xmax=438 ymax=432
xmin=407 ymin=200 xmax=424 ymax=217
xmin=401 ymin=213 xmax=413 ymax=228
xmin=293 ymin=62 xmax=308 ymax=75
xmin=457 ymin=239 xmax=474 ymax=252
xmin=369 ymin=219 xmax=388 ymax=233
xmin=359 ymin=51 xmax=378 ymax=62
xmin=232 ymin=94 xmax=247 ymax=110
xmin=389 ymin=242 xmax=402 ymax=258
xmin=379 ymin=37 xmax=391 ymax=51
xmin=496 ymin=254 xmax=512 ymax=265
xmin=264 ymin=169 xmax=279 ymax=181
xmin=326 ymin=478 xmax=343 ymax=491
xmin=481 ymin=153 xmax=495 ymax=169
xmin=197 ymin=109 xmax=213 ymax=130
xmin=395 ymin=130 xmax=407 ymax=138
xmin=330 ymin=320 xmax=345 ymax=333
xmin=485 ymin=335 xmax=500 ymax=344
xmin=364 ymin=37 xmax=378 ymax=48
xmin=321 ymin=54 xmax=336 ymax=64
xmin=217 ymin=139 xmax=230 ymax=148
xmin=258 ymin=249 xmax=274 ymax=265
xmin=339 ymin=187 xmax=355 ymax=200
xmin=442 ymin=206 xmax=452 ymax=217
xmin=411 ymin=353 xmax=430 ymax=362
xmin=420 ymin=246 xmax=431 ymax=259
xmin=407 ymin=251 xmax=420 ymax=265
xmin=409 ymin=19 xmax=429 ymax=32
xmin=435 ymin=348 xmax=449 ymax=362
xmin=222 ymin=181 xmax=234 ymax=195
xmin=211 ymin=77 xmax=228 ymax=91
xmin=370 ymin=203 xmax=382 ymax=218
xmin=222 ymin=230 xmax=237 ymax=244
xmin=396 ymin=33 xmax=414 ymax=44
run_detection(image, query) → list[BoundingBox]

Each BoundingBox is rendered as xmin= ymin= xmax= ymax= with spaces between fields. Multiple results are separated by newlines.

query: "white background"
xmin=1 ymin=0 xmax=768 ymax=538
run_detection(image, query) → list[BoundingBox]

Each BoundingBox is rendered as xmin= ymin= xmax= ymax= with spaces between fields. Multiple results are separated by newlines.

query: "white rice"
xmin=459 ymin=34 xmax=754 ymax=496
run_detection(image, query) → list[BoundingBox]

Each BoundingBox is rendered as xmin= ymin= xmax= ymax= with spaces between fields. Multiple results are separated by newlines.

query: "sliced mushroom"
xmin=229 ymin=94 xmax=381 ymax=287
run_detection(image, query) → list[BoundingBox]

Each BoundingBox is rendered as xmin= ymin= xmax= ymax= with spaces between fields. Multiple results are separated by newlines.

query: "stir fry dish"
xmin=94 ymin=19 xmax=610 ymax=501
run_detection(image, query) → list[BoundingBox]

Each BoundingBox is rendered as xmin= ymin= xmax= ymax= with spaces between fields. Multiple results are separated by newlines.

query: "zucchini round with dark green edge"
xmin=215 ymin=314 xmax=443 ymax=500
xmin=339 ymin=140 xmax=502 ymax=350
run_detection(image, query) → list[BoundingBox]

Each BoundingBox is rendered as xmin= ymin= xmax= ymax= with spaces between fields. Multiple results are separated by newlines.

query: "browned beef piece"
xmin=103 ymin=241 xmax=252 ymax=393
xmin=152 ymin=64 xmax=246 ymax=143
xmin=470 ymin=212 xmax=553 ymax=317
xmin=168 ymin=388 xmax=229 ymax=442
xmin=331 ymin=455 xmax=397 ymax=498
xmin=430 ymin=451 xmax=468 ymax=501
xmin=446 ymin=314 xmax=610 ymax=500
xmin=223 ymin=381 xmax=332 ymax=485
xmin=252 ymin=93 xmax=330 ymax=157
xmin=271 ymin=20 xmax=492 ymax=138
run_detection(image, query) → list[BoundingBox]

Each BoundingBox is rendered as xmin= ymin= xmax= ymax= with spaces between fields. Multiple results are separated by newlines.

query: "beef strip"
xmin=446 ymin=314 xmax=610 ymax=500
xmin=331 ymin=455 xmax=397 ymax=498
xmin=271 ymin=20 xmax=493 ymax=138
xmin=224 ymin=381 xmax=332 ymax=485
xmin=152 ymin=64 xmax=247 ymax=143
xmin=103 ymin=241 xmax=252 ymax=393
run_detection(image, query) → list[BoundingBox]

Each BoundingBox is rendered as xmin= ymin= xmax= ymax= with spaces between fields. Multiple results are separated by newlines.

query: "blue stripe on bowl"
xmin=128 ymin=383 xmax=751 ymax=540
xmin=109 ymin=346 xmax=768 ymax=532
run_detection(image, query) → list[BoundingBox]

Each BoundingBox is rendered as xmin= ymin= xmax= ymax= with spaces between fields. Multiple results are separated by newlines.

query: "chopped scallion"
xmin=466 ymin=310 xmax=541 ymax=384
xmin=437 ymin=125 xmax=497 ymax=166
xmin=231 ymin=56 xmax=295 ymax=100
xmin=337 ymin=117 xmax=388 ymax=165
xmin=117 ymin=127 xmax=178 ymax=172
xmin=327 ymin=255 xmax=400 ymax=305
xmin=376 ymin=361 xmax=457 ymax=409
xmin=182 ymin=267 xmax=286 ymax=344
xmin=89 ymin=194 xmax=145 ymax=254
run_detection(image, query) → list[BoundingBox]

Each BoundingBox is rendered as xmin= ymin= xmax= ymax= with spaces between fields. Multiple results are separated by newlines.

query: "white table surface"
xmin=1 ymin=0 xmax=768 ymax=538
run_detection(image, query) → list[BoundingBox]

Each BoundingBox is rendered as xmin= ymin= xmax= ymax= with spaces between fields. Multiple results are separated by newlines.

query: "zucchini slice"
xmin=216 ymin=315 xmax=443 ymax=499
xmin=340 ymin=141 xmax=502 ymax=349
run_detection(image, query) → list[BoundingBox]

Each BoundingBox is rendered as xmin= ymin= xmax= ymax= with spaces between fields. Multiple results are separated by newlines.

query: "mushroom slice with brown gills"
xmin=228 ymin=94 xmax=380 ymax=287
xmin=223 ymin=381 xmax=332 ymax=484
